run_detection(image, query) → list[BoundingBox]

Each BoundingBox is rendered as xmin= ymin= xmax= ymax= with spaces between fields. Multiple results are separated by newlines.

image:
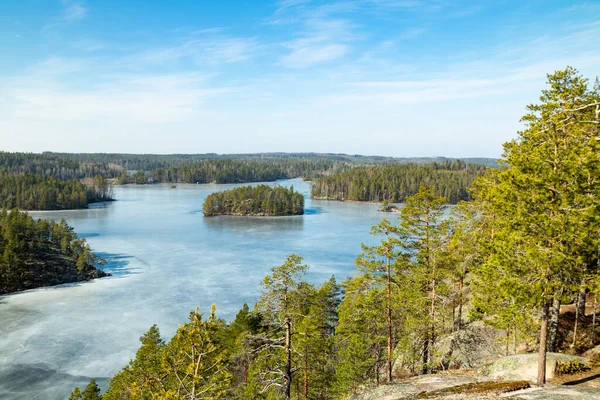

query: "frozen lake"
xmin=0 ymin=179 xmax=386 ymax=399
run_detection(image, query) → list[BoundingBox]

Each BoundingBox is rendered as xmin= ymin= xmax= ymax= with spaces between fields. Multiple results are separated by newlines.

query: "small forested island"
xmin=0 ymin=209 xmax=109 ymax=294
xmin=203 ymin=185 xmax=304 ymax=216
xmin=310 ymin=160 xmax=485 ymax=204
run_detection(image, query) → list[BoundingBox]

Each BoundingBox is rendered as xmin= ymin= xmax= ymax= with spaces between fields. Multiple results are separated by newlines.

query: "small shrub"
xmin=555 ymin=360 xmax=591 ymax=375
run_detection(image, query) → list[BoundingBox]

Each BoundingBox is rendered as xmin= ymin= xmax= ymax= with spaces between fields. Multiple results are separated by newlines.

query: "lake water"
xmin=0 ymin=179 xmax=387 ymax=399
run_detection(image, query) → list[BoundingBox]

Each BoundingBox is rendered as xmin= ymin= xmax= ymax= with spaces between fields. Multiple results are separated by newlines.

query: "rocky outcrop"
xmin=487 ymin=353 xmax=590 ymax=382
xmin=349 ymin=375 xmax=481 ymax=400
xmin=431 ymin=321 xmax=506 ymax=370
xmin=348 ymin=374 xmax=600 ymax=399
xmin=584 ymin=344 xmax=600 ymax=361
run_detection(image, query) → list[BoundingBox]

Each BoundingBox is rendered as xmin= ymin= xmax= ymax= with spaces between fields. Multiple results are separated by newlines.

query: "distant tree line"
xmin=0 ymin=152 xmax=125 ymax=180
xmin=0 ymin=171 xmax=113 ymax=210
xmin=0 ymin=209 xmax=109 ymax=294
xmin=310 ymin=160 xmax=486 ymax=204
xmin=203 ymin=185 xmax=304 ymax=216
xmin=1 ymin=152 xmax=496 ymax=183
xmin=148 ymin=159 xmax=340 ymax=184
xmin=47 ymin=152 xmax=497 ymax=171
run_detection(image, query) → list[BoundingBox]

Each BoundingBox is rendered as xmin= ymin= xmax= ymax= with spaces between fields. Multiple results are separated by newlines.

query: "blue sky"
xmin=1 ymin=0 xmax=599 ymax=157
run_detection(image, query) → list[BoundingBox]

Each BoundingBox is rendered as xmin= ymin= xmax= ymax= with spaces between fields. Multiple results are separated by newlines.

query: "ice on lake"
xmin=0 ymin=179 xmax=385 ymax=399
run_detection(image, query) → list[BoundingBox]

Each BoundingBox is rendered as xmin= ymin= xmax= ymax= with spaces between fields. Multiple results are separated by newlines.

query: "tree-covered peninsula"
xmin=310 ymin=160 xmax=486 ymax=204
xmin=0 ymin=209 xmax=109 ymax=295
xmin=203 ymin=185 xmax=304 ymax=216
xmin=0 ymin=172 xmax=114 ymax=210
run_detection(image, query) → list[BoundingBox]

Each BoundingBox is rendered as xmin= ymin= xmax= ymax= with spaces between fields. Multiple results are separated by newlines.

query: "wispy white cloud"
xmin=367 ymin=0 xmax=424 ymax=9
xmin=63 ymin=1 xmax=87 ymax=22
xmin=124 ymin=36 xmax=260 ymax=66
xmin=323 ymin=25 xmax=600 ymax=106
xmin=397 ymin=27 xmax=426 ymax=40
xmin=2 ymin=58 xmax=235 ymax=123
xmin=276 ymin=12 xmax=356 ymax=67
xmin=331 ymin=75 xmax=531 ymax=104
xmin=270 ymin=0 xmax=455 ymax=68
xmin=10 ymin=84 xmax=231 ymax=123
xmin=43 ymin=0 xmax=87 ymax=30
xmin=273 ymin=0 xmax=474 ymax=20
xmin=28 ymin=57 xmax=93 ymax=76
xmin=281 ymin=41 xmax=348 ymax=68
xmin=275 ymin=0 xmax=313 ymax=13
xmin=190 ymin=27 xmax=228 ymax=35
xmin=71 ymin=39 xmax=109 ymax=52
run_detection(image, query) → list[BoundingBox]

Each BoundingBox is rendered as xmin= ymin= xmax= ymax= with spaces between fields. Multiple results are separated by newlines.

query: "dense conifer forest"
xmin=116 ymin=157 xmax=494 ymax=186
xmin=47 ymin=152 xmax=497 ymax=171
xmin=68 ymin=67 xmax=599 ymax=399
xmin=203 ymin=185 xmax=304 ymax=216
xmin=0 ymin=209 xmax=109 ymax=294
xmin=0 ymin=172 xmax=114 ymax=210
xmin=0 ymin=151 xmax=495 ymax=183
xmin=0 ymin=152 xmax=125 ymax=180
xmin=143 ymin=159 xmax=336 ymax=184
xmin=310 ymin=160 xmax=486 ymax=203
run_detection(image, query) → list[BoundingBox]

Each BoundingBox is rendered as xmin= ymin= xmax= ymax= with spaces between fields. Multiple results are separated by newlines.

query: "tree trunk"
xmin=375 ymin=342 xmax=381 ymax=386
xmin=422 ymin=337 xmax=429 ymax=374
xmin=452 ymin=290 xmax=456 ymax=333
xmin=303 ymin=353 xmax=308 ymax=400
xmin=577 ymin=280 xmax=587 ymax=317
xmin=593 ymin=296 xmax=597 ymax=345
xmin=386 ymin=258 xmax=393 ymax=383
xmin=572 ymin=292 xmax=580 ymax=349
xmin=457 ymin=278 xmax=464 ymax=331
xmin=285 ymin=316 xmax=292 ymax=399
xmin=429 ymin=275 xmax=436 ymax=373
xmin=547 ymin=293 xmax=561 ymax=352
xmin=537 ymin=301 xmax=550 ymax=386
xmin=422 ymin=211 xmax=434 ymax=375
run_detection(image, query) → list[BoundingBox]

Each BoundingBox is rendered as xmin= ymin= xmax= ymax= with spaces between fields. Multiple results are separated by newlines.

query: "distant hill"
xmin=42 ymin=152 xmax=498 ymax=169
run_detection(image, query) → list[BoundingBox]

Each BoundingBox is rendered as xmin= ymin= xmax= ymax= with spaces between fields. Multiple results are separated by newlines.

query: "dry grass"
xmin=414 ymin=380 xmax=531 ymax=398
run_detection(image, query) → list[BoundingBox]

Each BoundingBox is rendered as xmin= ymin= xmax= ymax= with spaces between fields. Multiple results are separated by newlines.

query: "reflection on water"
xmin=203 ymin=214 xmax=305 ymax=234
xmin=94 ymin=253 xmax=139 ymax=277
xmin=303 ymin=206 xmax=325 ymax=215
xmin=0 ymin=179 xmax=384 ymax=399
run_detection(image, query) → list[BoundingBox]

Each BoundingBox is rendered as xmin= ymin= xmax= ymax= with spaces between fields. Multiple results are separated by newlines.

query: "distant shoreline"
xmin=24 ymin=200 xmax=116 ymax=213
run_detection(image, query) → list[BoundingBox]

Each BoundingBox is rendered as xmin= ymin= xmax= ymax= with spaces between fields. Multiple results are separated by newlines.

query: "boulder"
xmin=583 ymin=344 xmax=600 ymax=361
xmin=432 ymin=321 xmax=506 ymax=370
xmin=487 ymin=353 xmax=590 ymax=382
